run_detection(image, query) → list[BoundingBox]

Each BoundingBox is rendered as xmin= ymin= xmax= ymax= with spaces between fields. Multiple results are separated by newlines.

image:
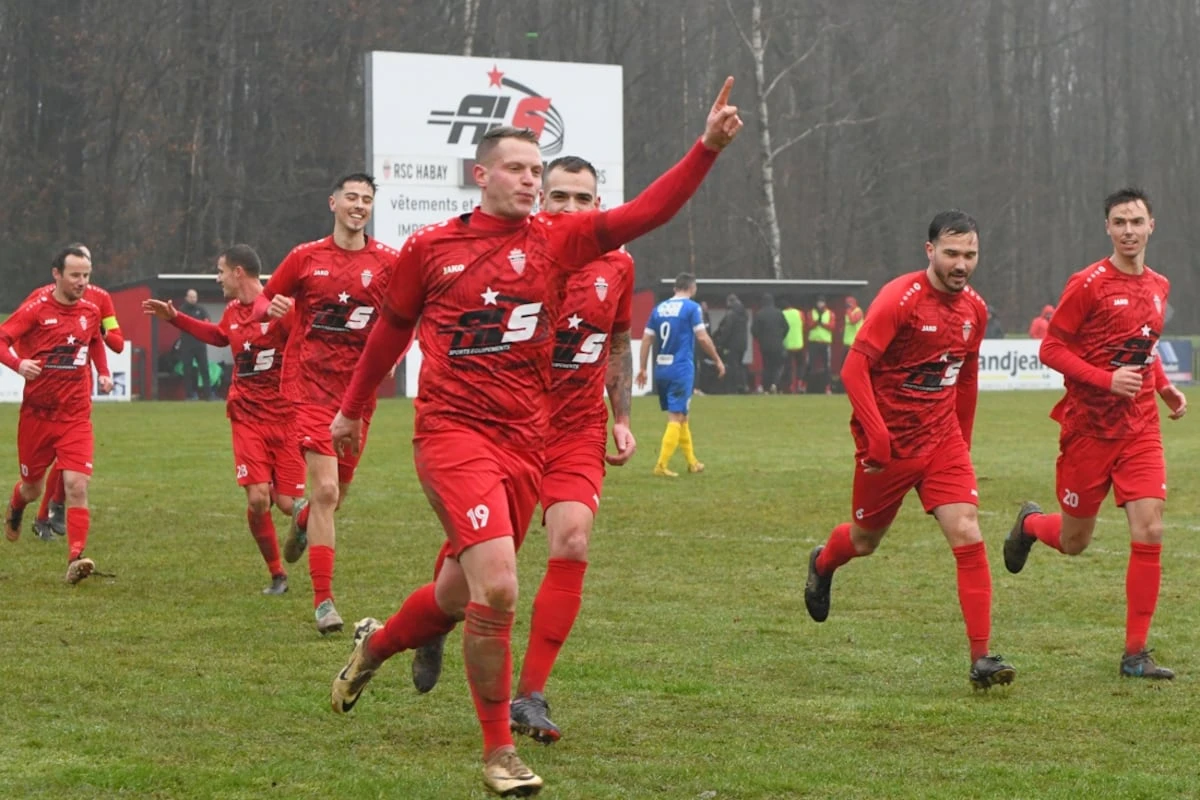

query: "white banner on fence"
xmin=978 ymin=339 xmax=1064 ymax=391
xmin=403 ymin=338 xmax=652 ymax=399
xmin=0 ymin=342 xmax=133 ymax=403
xmin=366 ymin=51 xmax=624 ymax=248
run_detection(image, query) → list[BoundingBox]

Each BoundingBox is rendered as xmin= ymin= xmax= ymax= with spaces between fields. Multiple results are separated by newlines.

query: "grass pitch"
xmin=1 ymin=392 xmax=1198 ymax=799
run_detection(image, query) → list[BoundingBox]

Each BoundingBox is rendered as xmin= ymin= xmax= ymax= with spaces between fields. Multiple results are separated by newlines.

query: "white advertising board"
xmin=977 ymin=339 xmax=1064 ymax=391
xmin=366 ymin=52 xmax=624 ymax=248
xmin=1 ymin=342 xmax=133 ymax=403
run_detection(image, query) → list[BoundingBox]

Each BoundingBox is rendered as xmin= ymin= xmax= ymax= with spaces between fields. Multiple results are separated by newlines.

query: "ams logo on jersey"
xmin=312 ymin=292 xmax=375 ymax=334
xmin=443 ymin=285 xmax=542 ymax=357
xmin=553 ymin=314 xmax=607 ymax=370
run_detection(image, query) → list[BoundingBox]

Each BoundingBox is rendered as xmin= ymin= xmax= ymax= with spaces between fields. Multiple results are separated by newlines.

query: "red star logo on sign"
xmin=487 ymin=64 xmax=504 ymax=88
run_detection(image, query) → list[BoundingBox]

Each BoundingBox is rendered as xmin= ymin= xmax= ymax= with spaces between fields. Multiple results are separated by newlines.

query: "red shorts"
xmin=414 ymin=429 xmax=542 ymax=558
xmin=231 ymin=419 xmax=307 ymax=496
xmin=294 ymin=403 xmax=371 ymax=485
xmin=850 ymin=434 xmax=978 ymax=530
xmin=540 ymin=425 xmax=607 ymax=518
xmin=1055 ymin=430 xmax=1166 ymax=517
xmin=18 ymin=413 xmax=93 ymax=483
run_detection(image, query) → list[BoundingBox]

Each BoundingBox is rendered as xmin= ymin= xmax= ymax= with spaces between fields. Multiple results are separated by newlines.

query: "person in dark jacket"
xmin=713 ymin=293 xmax=749 ymax=393
xmin=751 ymin=293 xmax=788 ymax=393
xmin=985 ymin=305 xmax=1005 ymax=339
xmin=177 ymin=288 xmax=212 ymax=400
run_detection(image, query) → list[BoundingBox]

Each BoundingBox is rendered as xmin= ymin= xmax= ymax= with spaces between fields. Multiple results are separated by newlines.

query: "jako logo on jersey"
xmin=508 ymin=248 xmax=526 ymax=275
xmin=43 ymin=318 xmax=57 ymax=325
xmin=921 ymin=325 xmax=938 ymax=333
xmin=962 ymin=320 xmax=972 ymax=341
xmin=361 ymin=270 xmax=373 ymax=287
xmin=313 ymin=269 xmax=329 ymax=277
xmin=594 ymin=277 xmax=609 ymax=301
xmin=426 ymin=64 xmax=565 ymax=156
xmin=443 ymin=264 xmax=465 ymax=275
xmin=1113 ymin=298 xmax=1129 ymax=306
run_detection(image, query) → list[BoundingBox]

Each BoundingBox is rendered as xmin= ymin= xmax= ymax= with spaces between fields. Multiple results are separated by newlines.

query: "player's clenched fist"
xmin=268 ymin=295 xmax=294 ymax=319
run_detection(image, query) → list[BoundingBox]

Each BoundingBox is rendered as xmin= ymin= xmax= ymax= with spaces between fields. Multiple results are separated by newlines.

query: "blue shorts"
xmin=656 ymin=373 xmax=694 ymax=413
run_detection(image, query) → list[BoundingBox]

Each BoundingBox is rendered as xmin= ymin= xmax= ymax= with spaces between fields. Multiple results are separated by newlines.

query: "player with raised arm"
xmin=803 ymin=211 xmax=1016 ymax=690
xmin=143 ymin=244 xmax=305 ymax=595
xmin=258 ymin=173 xmax=397 ymax=633
xmin=407 ymin=156 xmax=638 ymax=746
xmin=636 ymin=273 xmax=724 ymax=477
xmin=18 ymin=244 xmax=124 ymax=542
xmin=2 ymin=246 xmax=113 ymax=583
xmin=326 ymin=79 xmax=741 ymax=796
xmin=1003 ymin=187 xmax=1186 ymax=680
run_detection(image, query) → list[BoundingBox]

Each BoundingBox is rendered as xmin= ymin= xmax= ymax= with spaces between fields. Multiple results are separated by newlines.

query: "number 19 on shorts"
xmin=466 ymin=504 xmax=490 ymax=530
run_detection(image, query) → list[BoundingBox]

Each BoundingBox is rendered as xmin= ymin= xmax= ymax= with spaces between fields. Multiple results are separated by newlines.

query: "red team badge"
xmin=361 ymin=269 xmax=373 ymax=287
xmin=508 ymin=248 xmax=526 ymax=275
xmin=962 ymin=320 xmax=972 ymax=341
xmin=594 ymin=276 xmax=608 ymax=302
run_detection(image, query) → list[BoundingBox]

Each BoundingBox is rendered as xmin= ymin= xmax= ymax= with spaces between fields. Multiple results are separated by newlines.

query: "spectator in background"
xmin=806 ymin=295 xmax=835 ymax=394
xmin=713 ymin=293 xmax=749 ymax=393
xmin=985 ymin=304 xmax=1005 ymax=339
xmin=839 ymin=295 xmax=865 ymax=374
xmin=1028 ymin=304 xmax=1054 ymax=339
xmin=751 ymin=293 xmax=788 ymax=393
xmin=177 ymin=288 xmax=212 ymax=400
xmin=696 ymin=300 xmax=718 ymax=394
xmin=781 ymin=300 xmax=805 ymax=393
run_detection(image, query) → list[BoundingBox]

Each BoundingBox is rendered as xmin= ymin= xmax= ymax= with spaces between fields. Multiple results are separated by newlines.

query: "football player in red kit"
xmin=327 ymin=78 xmax=741 ymax=796
xmin=804 ymin=210 xmax=1016 ymax=690
xmin=2 ymin=246 xmax=113 ymax=583
xmin=407 ymin=156 xmax=638 ymax=746
xmin=143 ymin=244 xmax=305 ymax=596
xmin=259 ymin=173 xmax=397 ymax=634
xmin=20 ymin=243 xmax=124 ymax=542
xmin=1004 ymin=187 xmax=1186 ymax=680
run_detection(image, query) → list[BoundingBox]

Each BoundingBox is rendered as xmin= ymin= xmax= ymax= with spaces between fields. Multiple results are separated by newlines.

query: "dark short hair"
xmin=545 ymin=155 xmax=597 ymax=180
xmin=674 ymin=272 xmax=697 ymax=291
xmin=334 ymin=172 xmax=377 ymax=194
xmin=1104 ymin=187 xmax=1152 ymax=218
xmin=927 ymin=210 xmax=979 ymax=244
xmin=476 ymin=126 xmax=540 ymax=164
xmin=52 ymin=246 xmax=89 ymax=270
xmin=220 ymin=244 xmax=263 ymax=277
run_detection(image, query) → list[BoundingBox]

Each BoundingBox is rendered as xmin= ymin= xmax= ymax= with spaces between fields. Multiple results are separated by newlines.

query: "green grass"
xmin=1 ymin=393 xmax=1199 ymax=799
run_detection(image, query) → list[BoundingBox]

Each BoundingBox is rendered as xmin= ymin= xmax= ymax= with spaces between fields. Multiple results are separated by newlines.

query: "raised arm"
xmin=143 ymin=299 xmax=230 ymax=347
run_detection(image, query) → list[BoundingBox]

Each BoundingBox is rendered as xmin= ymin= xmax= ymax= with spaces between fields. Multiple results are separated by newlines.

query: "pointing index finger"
xmin=713 ymin=76 xmax=734 ymax=109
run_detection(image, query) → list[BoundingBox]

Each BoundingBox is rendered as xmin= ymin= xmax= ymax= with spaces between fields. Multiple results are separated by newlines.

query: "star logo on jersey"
xmin=594 ymin=276 xmax=609 ymax=301
xmin=962 ymin=320 xmax=973 ymax=341
xmin=507 ymin=248 xmax=526 ymax=275
xmin=243 ymin=341 xmax=252 ymax=351
xmin=567 ymin=313 xmax=583 ymax=329
xmin=67 ymin=335 xmax=77 ymax=344
xmin=1141 ymin=324 xmax=1152 ymax=337
xmin=338 ymin=291 xmax=351 ymax=303
xmin=481 ymin=286 xmax=499 ymax=306
xmin=361 ymin=269 xmax=373 ymax=287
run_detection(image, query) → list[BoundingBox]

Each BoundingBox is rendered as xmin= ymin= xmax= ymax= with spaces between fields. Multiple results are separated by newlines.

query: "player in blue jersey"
xmin=637 ymin=273 xmax=725 ymax=476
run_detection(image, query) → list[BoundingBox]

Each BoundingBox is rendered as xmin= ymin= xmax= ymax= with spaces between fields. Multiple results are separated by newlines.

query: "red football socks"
xmin=247 ymin=508 xmax=284 ymax=577
xmin=953 ymin=541 xmax=992 ymax=661
xmin=1023 ymin=512 xmax=1064 ymax=552
xmin=1125 ymin=542 xmax=1162 ymax=655
xmin=9 ymin=481 xmax=27 ymax=513
xmin=518 ymin=558 xmax=587 ymax=697
xmin=66 ymin=507 xmax=89 ymax=561
xmin=296 ymin=502 xmax=310 ymax=531
xmin=815 ymin=523 xmax=858 ymax=575
xmin=309 ymin=545 xmax=334 ymax=607
xmin=367 ymin=582 xmax=458 ymax=661
xmin=50 ymin=467 xmax=65 ymax=505
xmin=36 ymin=483 xmax=52 ymax=521
xmin=463 ymin=602 xmax=515 ymax=760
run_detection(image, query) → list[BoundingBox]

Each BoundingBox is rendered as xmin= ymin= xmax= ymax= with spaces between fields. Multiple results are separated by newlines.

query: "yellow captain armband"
xmin=102 ymin=316 xmax=119 ymax=332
